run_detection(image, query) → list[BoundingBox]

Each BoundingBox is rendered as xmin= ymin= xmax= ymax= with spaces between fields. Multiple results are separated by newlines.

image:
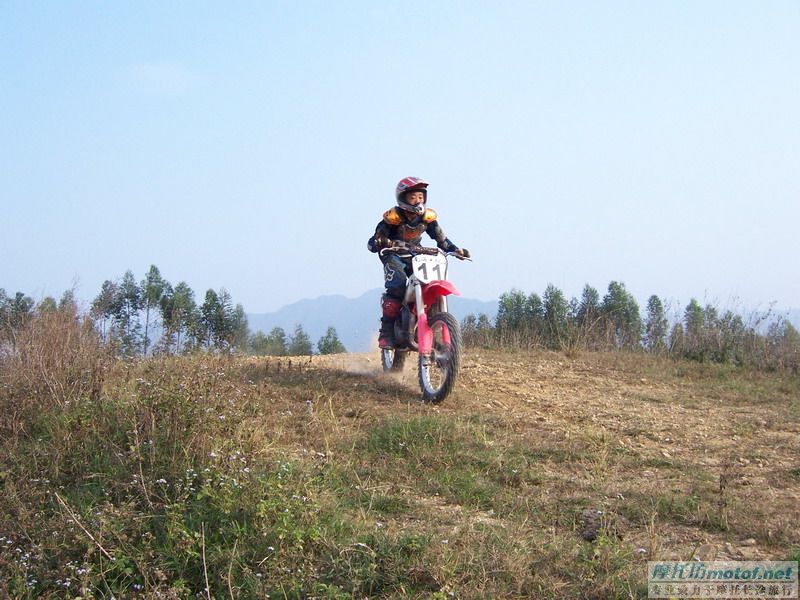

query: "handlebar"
xmin=379 ymin=244 xmax=472 ymax=261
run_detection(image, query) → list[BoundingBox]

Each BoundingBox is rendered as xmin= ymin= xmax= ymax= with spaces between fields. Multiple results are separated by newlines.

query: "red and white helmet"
xmin=395 ymin=176 xmax=428 ymax=215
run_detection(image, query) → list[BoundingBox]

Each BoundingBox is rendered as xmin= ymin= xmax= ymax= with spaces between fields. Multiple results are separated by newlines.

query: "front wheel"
xmin=418 ymin=312 xmax=462 ymax=403
xmin=381 ymin=348 xmax=407 ymax=373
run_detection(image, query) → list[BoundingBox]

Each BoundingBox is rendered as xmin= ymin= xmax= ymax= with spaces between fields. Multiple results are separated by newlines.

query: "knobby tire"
xmin=418 ymin=312 xmax=462 ymax=403
xmin=381 ymin=348 xmax=406 ymax=373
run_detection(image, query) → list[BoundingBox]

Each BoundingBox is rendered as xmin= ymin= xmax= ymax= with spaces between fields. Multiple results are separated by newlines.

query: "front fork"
xmin=415 ymin=285 xmax=451 ymax=357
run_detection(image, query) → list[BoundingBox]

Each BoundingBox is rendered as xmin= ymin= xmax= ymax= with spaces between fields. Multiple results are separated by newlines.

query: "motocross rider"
xmin=367 ymin=176 xmax=470 ymax=350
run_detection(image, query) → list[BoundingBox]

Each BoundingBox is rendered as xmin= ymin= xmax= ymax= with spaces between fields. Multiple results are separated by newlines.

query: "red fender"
xmin=421 ymin=280 xmax=460 ymax=312
xmin=417 ymin=280 xmax=460 ymax=354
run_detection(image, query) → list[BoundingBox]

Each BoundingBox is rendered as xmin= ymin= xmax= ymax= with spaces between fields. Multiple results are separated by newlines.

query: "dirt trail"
xmin=310 ymin=348 xmax=800 ymax=561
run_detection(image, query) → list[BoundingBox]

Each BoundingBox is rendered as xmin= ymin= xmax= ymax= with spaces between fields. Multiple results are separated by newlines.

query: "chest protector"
xmin=383 ymin=207 xmax=438 ymax=244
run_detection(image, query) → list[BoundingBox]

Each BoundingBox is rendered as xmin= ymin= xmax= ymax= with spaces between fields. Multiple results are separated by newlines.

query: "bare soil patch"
xmin=308 ymin=348 xmax=800 ymax=563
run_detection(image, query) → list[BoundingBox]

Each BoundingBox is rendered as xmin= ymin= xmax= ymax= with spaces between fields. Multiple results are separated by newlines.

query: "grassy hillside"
xmin=1 ymin=320 xmax=799 ymax=598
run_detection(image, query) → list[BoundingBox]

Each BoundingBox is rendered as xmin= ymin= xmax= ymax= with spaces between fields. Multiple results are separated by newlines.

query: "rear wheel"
xmin=381 ymin=348 xmax=407 ymax=373
xmin=418 ymin=312 xmax=462 ymax=403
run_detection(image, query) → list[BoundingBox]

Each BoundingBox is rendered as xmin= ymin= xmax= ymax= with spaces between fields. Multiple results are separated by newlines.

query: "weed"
xmin=1 ymin=323 xmax=797 ymax=597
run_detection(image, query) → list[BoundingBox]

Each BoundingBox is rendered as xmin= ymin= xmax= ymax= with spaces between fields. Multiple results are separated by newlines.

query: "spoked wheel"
xmin=381 ymin=348 xmax=407 ymax=373
xmin=418 ymin=313 xmax=462 ymax=403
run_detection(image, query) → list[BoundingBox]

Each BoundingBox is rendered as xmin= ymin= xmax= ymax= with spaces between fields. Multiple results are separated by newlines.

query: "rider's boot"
xmin=378 ymin=295 xmax=402 ymax=350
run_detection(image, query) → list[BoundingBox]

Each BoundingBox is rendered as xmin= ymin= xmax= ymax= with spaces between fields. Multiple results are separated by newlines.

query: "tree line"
xmin=461 ymin=281 xmax=800 ymax=372
xmin=5 ymin=273 xmax=797 ymax=371
xmin=1 ymin=265 xmax=346 ymax=358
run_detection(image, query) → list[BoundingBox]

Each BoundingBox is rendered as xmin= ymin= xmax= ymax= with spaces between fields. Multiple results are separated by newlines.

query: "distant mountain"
xmin=247 ymin=289 xmax=497 ymax=353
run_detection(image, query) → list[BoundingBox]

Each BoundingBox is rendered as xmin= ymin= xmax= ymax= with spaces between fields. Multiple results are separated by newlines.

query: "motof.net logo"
xmin=648 ymin=561 xmax=798 ymax=598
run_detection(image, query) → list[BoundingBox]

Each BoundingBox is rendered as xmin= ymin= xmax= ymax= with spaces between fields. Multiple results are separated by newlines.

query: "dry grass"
xmin=1 ymin=324 xmax=798 ymax=597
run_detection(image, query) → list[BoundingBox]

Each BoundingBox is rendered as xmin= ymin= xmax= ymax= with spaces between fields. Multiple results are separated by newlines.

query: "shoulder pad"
xmin=422 ymin=208 xmax=438 ymax=223
xmin=383 ymin=208 xmax=403 ymax=225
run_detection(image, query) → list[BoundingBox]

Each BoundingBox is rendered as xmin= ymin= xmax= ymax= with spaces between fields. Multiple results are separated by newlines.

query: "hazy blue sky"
xmin=3 ymin=1 xmax=798 ymax=317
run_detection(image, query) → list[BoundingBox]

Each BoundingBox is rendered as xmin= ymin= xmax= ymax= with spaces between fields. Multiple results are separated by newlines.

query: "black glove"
xmin=370 ymin=236 xmax=391 ymax=251
xmin=456 ymin=247 xmax=470 ymax=259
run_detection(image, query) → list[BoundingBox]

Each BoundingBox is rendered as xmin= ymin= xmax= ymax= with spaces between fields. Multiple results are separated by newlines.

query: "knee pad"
xmin=381 ymin=295 xmax=402 ymax=319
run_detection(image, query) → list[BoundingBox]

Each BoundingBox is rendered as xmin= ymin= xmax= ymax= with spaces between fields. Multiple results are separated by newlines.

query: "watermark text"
xmin=648 ymin=561 xmax=798 ymax=598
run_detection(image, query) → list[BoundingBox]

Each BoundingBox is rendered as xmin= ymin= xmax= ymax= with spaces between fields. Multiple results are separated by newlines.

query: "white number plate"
xmin=412 ymin=253 xmax=448 ymax=284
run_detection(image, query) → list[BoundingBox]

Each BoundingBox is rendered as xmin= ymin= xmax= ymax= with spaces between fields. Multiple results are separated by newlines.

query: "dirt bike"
xmin=379 ymin=244 xmax=471 ymax=403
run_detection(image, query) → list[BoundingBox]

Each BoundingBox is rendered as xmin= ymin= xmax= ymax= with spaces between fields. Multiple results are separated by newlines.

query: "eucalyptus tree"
xmin=318 ymin=326 xmax=346 ymax=354
xmin=496 ymin=288 xmax=528 ymax=333
xmin=601 ymin=281 xmax=642 ymax=350
xmin=265 ymin=327 xmax=289 ymax=355
xmin=682 ymin=298 xmax=705 ymax=360
xmin=288 ymin=324 xmax=313 ymax=356
xmin=200 ymin=289 xmax=222 ymax=350
xmin=1 ymin=291 xmax=34 ymax=349
xmin=575 ymin=284 xmax=603 ymax=349
xmin=231 ymin=303 xmax=249 ymax=352
xmin=542 ymin=284 xmax=570 ymax=350
xmin=644 ymin=295 xmax=669 ymax=353
xmin=160 ymin=281 xmax=197 ymax=353
xmin=141 ymin=265 xmax=167 ymax=355
xmin=91 ymin=280 xmax=118 ymax=343
xmin=37 ymin=297 xmax=58 ymax=314
xmin=111 ymin=271 xmax=142 ymax=356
